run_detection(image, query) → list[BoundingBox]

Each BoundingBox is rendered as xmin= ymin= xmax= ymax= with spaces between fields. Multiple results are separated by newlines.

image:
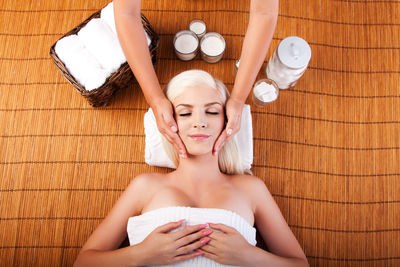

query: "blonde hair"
xmin=162 ymin=70 xmax=248 ymax=175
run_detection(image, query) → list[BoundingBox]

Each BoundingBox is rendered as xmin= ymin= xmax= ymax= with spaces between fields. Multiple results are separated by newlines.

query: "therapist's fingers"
xmin=155 ymin=104 xmax=187 ymax=158
xmin=213 ymin=112 xmax=241 ymax=155
xmin=159 ymin=116 xmax=187 ymax=158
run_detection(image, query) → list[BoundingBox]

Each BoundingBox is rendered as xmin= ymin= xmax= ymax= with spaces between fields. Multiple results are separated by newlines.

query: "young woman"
xmin=114 ymin=0 xmax=279 ymax=159
xmin=74 ymin=70 xmax=308 ymax=267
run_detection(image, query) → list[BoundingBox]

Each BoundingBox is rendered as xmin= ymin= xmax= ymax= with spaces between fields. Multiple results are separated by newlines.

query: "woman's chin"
xmin=186 ymin=147 xmax=213 ymax=156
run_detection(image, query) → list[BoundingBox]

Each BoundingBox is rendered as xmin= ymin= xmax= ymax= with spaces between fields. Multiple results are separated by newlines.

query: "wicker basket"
xmin=50 ymin=10 xmax=159 ymax=107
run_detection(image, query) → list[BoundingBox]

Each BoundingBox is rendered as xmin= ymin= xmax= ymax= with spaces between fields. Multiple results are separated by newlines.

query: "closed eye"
xmin=206 ymin=112 xmax=219 ymax=115
xmin=179 ymin=113 xmax=191 ymax=116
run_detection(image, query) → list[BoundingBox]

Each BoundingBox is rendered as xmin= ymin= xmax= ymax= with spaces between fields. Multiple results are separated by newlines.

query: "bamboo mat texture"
xmin=1 ymin=0 xmax=399 ymax=266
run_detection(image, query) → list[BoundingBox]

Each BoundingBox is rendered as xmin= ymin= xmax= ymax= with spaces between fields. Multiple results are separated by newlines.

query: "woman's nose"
xmin=194 ymin=121 xmax=207 ymax=128
xmin=193 ymin=112 xmax=207 ymax=128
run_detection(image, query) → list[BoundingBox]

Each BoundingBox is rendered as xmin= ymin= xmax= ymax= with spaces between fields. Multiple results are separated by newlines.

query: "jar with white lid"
xmin=200 ymin=32 xmax=226 ymax=63
xmin=189 ymin=19 xmax=206 ymax=39
xmin=173 ymin=30 xmax=199 ymax=61
xmin=266 ymin=36 xmax=311 ymax=89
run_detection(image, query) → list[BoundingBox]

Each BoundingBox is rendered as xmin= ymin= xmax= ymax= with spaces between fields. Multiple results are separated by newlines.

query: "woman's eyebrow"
xmin=205 ymin=102 xmax=222 ymax=107
xmin=175 ymin=102 xmax=222 ymax=108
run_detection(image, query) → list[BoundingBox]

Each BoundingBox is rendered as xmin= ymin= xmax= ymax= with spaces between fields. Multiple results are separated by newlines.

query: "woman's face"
xmin=172 ymin=85 xmax=225 ymax=156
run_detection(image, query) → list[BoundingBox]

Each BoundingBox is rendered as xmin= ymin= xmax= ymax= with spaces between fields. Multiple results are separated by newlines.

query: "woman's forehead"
xmin=173 ymin=85 xmax=223 ymax=105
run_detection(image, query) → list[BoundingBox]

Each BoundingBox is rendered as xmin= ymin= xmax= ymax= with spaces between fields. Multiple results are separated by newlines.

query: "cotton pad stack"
xmin=54 ymin=2 xmax=151 ymax=91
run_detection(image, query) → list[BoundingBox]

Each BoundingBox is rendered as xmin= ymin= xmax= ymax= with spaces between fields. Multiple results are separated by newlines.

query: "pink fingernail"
xmin=203 ymin=230 xmax=212 ymax=235
xmin=227 ymin=129 xmax=232 ymax=135
xmin=195 ymin=251 xmax=204 ymax=256
xmin=199 ymin=224 xmax=208 ymax=229
xmin=201 ymin=238 xmax=210 ymax=245
xmin=171 ymin=126 xmax=177 ymax=132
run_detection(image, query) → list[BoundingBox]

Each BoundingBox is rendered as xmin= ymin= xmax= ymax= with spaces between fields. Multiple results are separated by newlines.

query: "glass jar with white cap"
xmin=266 ymin=36 xmax=311 ymax=90
xmin=252 ymin=78 xmax=279 ymax=107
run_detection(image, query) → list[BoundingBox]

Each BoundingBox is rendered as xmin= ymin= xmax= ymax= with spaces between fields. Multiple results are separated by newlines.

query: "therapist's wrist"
xmin=228 ymin=95 xmax=246 ymax=106
xmin=147 ymin=93 xmax=167 ymax=108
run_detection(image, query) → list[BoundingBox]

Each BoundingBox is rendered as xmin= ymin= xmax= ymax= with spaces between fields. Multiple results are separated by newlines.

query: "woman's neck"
xmin=174 ymin=152 xmax=223 ymax=182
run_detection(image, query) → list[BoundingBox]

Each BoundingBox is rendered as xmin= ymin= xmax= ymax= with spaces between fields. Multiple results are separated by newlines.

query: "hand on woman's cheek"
xmin=199 ymin=223 xmax=253 ymax=266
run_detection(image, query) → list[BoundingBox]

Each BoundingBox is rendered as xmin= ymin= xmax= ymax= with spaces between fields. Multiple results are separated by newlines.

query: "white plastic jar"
xmin=266 ymin=36 xmax=311 ymax=89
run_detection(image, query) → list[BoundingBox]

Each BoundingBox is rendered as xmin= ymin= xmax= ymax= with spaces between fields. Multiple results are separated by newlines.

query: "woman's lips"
xmin=188 ymin=134 xmax=210 ymax=141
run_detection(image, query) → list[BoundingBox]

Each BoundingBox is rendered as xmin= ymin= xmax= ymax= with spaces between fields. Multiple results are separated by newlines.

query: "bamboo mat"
xmin=1 ymin=0 xmax=399 ymax=266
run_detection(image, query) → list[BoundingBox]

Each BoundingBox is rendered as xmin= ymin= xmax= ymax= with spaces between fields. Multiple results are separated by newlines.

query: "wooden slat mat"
xmin=1 ymin=0 xmax=399 ymax=266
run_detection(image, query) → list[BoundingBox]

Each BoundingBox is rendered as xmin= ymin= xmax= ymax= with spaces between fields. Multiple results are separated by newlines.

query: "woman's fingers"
xmin=155 ymin=220 xmax=185 ymax=233
xmin=157 ymin=110 xmax=187 ymax=158
xmin=172 ymin=250 xmax=204 ymax=263
xmin=172 ymin=224 xmax=208 ymax=240
xmin=213 ymin=98 xmax=243 ymax=155
xmin=176 ymin=236 xmax=211 ymax=255
xmin=175 ymin=228 xmax=213 ymax=247
xmin=209 ymin=223 xmax=237 ymax=234
xmin=199 ymin=247 xmax=218 ymax=261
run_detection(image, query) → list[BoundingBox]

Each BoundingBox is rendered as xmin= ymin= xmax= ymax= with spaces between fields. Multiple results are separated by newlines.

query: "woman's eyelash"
xmin=178 ymin=111 xmax=219 ymax=116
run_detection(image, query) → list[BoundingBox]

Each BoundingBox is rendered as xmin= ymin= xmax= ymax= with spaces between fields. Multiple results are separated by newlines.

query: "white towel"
xmin=101 ymin=1 xmax=152 ymax=46
xmin=78 ymin=18 xmax=127 ymax=73
xmin=144 ymin=105 xmax=253 ymax=170
xmin=54 ymin=34 xmax=111 ymax=91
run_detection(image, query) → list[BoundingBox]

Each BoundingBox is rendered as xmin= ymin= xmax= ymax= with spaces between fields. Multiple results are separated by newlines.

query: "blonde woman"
xmin=74 ymin=70 xmax=308 ymax=267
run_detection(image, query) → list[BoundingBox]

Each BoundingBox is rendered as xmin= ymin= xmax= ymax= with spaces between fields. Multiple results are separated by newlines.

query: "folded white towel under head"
xmin=54 ymin=35 xmax=111 ymax=91
xmin=144 ymin=105 xmax=253 ymax=170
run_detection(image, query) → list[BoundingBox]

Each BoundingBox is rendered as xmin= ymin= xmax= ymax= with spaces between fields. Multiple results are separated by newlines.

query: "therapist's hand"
xmin=213 ymin=98 xmax=243 ymax=155
xmin=152 ymin=97 xmax=187 ymax=158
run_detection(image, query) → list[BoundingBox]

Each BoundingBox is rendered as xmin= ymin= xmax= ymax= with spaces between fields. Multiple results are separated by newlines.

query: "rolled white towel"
xmin=78 ymin=18 xmax=126 ymax=73
xmin=100 ymin=1 xmax=152 ymax=46
xmin=144 ymin=105 xmax=253 ymax=170
xmin=55 ymin=34 xmax=110 ymax=91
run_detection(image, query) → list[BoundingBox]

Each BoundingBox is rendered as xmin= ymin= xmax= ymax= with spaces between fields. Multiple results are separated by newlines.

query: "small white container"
xmin=173 ymin=30 xmax=199 ymax=61
xmin=200 ymin=32 xmax=226 ymax=64
xmin=189 ymin=19 xmax=206 ymax=39
xmin=266 ymin=36 xmax=311 ymax=89
xmin=252 ymin=78 xmax=279 ymax=107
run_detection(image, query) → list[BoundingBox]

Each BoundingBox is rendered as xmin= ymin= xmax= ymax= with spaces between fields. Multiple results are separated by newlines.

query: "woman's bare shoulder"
xmin=230 ymin=173 xmax=268 ymax=190
xmin=230 ymin=174 xmax=272 ymax=204
xmin=126 ymin=172 xmax=169 ymax=194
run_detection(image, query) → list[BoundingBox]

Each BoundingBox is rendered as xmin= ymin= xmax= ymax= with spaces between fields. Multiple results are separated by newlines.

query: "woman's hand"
xmin=213 ymin=98 xmax=244 ymax=155
xmin=136 ymin=220 xmax=212 ymax=265
xmin=152 ymin=97 xmax=187 ymax=158
xmin=200 ymin=223 xmax=253 ymax=266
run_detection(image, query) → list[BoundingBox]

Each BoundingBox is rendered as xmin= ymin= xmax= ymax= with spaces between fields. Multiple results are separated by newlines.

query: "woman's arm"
xmin=74 ymin=174 xmax=212 ymax=267
xmin=213 ymin=0 xmax=278 ymax=154
xmin=244 ymin=177 xmax=309 ymax=267
xmin=114 ymin=0 xmax=163 ymax=105
xmin=231 ymin=0 xmax=278 ymax=103
xmin=114 ymin=0 xmax=187 ymax=157
xmin=73 ymin=174 xmax=150 ymax=267
xmin=200 ymin=175 xmax=308 ymax=267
